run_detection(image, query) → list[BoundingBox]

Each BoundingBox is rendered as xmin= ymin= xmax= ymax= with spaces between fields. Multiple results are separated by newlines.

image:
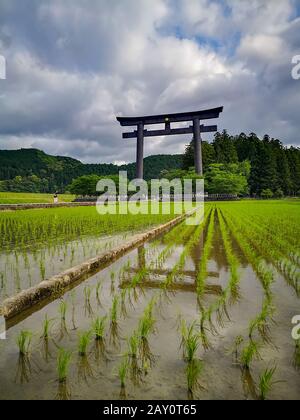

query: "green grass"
xmin=184 ymin=325 xmax=200 ymax=363
xmin=240 ymin=341 xmax=262 ymax=369
xmin=57 ymin=348 xmax=72 ymax=383
xmin=128 ymin=331 xmax=140 ymax=359
xmin=138 ymin=315 xmax=155 ymax=341
xmin=118 ymin=356 xmax=129 ymax=388
xmin=0 ymin=192 xmax=75 ymax=204
xmin=78 ymin=331 xmax=92 ymax=356
xmin=0 ymin=203 xmax=178 ymax=251
xmin=258 ymin=366 xmax=279 ymax=400
xmin=138 ymin=298 xmax=157 ymax=340
xmin=17 ymin=330 xmax=33 ymax=356
xmin=181 ymin=321 xmax=202 ymax=362
xmin=41 ymin=315 xmax=54 ymax=339
xmin=110 ymin=296 xmax=119 ymax=325
xmin=196 ymin=208 xmax=215 ymax=296
xmin=93 ymin=316 xmax=107 ymax=341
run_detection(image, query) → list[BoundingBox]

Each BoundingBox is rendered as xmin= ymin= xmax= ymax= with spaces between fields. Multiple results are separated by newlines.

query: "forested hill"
xmin=1 ymin=131 xmax=299 ymax=196
xmin=0 ymin=149 xmax=183 ymax=192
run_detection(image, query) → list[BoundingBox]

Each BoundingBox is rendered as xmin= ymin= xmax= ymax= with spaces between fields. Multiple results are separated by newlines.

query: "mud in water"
xmin=0 ymin=215 xmax=299 ymax=400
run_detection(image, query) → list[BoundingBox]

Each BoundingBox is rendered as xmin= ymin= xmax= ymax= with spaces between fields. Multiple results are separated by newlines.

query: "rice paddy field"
xmin=0 ymin=205 xmax=176 ymax=301
xmin=0 ymin=200 xmax=299 ymax=400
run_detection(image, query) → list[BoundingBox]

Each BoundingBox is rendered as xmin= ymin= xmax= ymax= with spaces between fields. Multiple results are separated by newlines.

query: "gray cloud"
xmin=0 ymin=0 xmax=299 ymax=164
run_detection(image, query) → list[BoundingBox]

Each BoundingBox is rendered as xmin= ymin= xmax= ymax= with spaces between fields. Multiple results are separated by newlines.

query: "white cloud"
xmin=0 ymin=0 xmax=299 ymax=164
xmin=238 ymin=34 xmax=286 ymax=62
xmin=169 ymin=0 xmax=227 ymax=38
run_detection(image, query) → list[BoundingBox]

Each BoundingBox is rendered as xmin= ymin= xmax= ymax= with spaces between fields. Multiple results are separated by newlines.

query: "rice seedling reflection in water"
xmin=110 ymin=296 xmax=120 ymax=346
xmin=15 ymin=331 xmax=33 ymax=384
xmin=110 ymin=271 xmax=116 ymax=296
xmin=95 ymin=281 xmax=103 ymax=307
xmin=92 ymin=316 xmax=108 ymax=361
xmin=71 ymin=291 xmax=77 ymax=331
xmin=227 ymin=335 xmax=244 ymax=363
xmin=56 ymin=348 xmax=72 ymax=401
xmin=216 ymin=294 xmax=231 ymax=327
xmin=127 ymin=331 xmax=142 ymax=385
xmin=293 ymin=339 xmax=300 ymax=370
xmin=138 ymin=299 xmax=157 ymax=367
xmin=120 ymin=288 xmax=129 ymax=319
xmin=59 ymin=300 xmax=67 ymax=321
xmin=41 ymin=315 xmax=54 ymax=362
xmin=58 ymin=300 xmax=68 ymax=340
xmin=217 ymin=209 xmax=241 ymax=304
xmin=110 ymin=280 xmax=116 ymax=296
xmin=77 ymin=330 xmax=94 ymax=383
xmin=118 ymin=356 xmax=129 ymax=399
xmin=84 ymin=286 xmax=93 ymax=317
xmin=206 ymin=306 xmax=219 ymax=337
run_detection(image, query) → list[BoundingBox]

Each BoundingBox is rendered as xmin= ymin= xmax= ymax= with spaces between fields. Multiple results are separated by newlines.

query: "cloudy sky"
xmin=0 ymin=0 xmax=299 ymax=164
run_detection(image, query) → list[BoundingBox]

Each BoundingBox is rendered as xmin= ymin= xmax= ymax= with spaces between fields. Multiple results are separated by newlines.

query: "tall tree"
xmin=249 ymin=136 xmax=277 ymax=195
xmin=182 ymin=139 xmax=215 ymax=171
xmin=270 ymin=138 xmax=292 ymax=195
xmin=287 ymin=147 xmax=300 ymax=195
xmin=213 ymin=130 xmax=238 ymax=164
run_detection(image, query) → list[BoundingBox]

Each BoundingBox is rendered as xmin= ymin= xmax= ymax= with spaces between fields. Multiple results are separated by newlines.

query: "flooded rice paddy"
xmin=0 ymin=205 xmax=175 ymax=302
xmin=0 ymin=233 xmax=129 ymax=302
xmin=0 ymin=201 xmax=299 ymax=400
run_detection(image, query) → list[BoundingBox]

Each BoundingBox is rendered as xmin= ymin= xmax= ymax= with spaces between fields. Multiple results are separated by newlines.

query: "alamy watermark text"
xmin=292 ymin=315 xmax=300 ymax=340
xmin=0 ymin=55 xmax=6 ymax=80
xmin=291 ymin=55 xmax=300 ymax=80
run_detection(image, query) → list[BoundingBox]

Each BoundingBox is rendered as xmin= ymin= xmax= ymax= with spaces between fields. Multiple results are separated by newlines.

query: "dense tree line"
xmin=0 ymin=175 xmax=50 ymax=193
xmin=1 ymin=134 xmax=299 ymax=196
xmin=182 ymin=131 xmax=300 ymax=197
xmin=0 ymin=149 xmax=182 ymax=193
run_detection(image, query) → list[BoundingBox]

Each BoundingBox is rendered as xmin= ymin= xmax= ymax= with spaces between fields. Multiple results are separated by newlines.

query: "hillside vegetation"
xmin=0 ymin=149 xmax=183 ymax=192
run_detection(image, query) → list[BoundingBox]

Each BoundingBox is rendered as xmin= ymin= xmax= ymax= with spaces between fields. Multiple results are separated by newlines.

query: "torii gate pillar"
xmin=193 ymin=118 xmax=203 ymax=176
xmin=136 ymin=122 xmax=144 ymax=180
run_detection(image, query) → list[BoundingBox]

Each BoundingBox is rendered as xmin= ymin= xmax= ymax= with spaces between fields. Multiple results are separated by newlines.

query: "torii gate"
xmin=117 ymin=107 xmax=223 ymax=179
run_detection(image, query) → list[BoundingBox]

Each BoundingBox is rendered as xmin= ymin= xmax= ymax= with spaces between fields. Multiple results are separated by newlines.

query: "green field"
xmin=0 ymin=203 xmax=178 ymax=250
xmin=0 ymin=203 xmax=178 ymax=300
xmin=0 ymin=200 xmax=299 ymax=400
xmin=0 ymin=192 xmax=75 ymax=204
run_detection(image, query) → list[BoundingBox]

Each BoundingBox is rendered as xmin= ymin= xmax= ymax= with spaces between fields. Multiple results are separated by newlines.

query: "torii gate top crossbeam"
xmin=116 ymin=106 xmax=223 ymax=126
xmin=116 ymin=106 xmax=223 ymax=179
